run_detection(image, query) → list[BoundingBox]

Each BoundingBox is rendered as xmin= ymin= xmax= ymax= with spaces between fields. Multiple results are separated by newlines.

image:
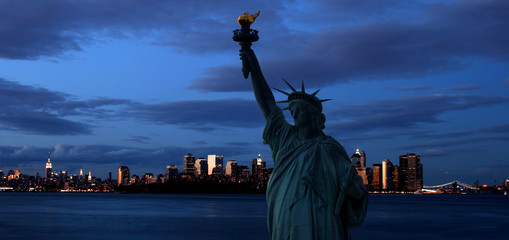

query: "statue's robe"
xmin=264 ymin=108 xmax=368 ymax=240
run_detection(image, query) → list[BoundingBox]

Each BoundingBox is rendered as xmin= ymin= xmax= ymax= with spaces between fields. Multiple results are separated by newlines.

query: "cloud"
xmin=442 ymin=84 xmax=480 ymax=91
xmin=130 ymin=99 xmax=264 ymax=131
xmin=396 ymin=136 xmax=509 ymax=150
xmin=325 ymin=94 xmax=509 ymax=135
xmin=0 ymin=78 xmax=133 ymax=135
xmin=193 ymin=0 xmax=509 ymax=92
xmin=0 ymin=0 xmax=290 ymax=60
xmin=384 ymin=85 xmax=432 ymax=91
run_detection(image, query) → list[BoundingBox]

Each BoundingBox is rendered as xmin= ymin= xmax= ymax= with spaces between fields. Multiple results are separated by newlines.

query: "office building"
xmin=45 ymin=153 xmax=52 ymax=179
xmin=225 ymin=160 xmax=238 ymax=177
xmin=399 ymin=153 xmax=423 ymax=192
xmin=166 ymin=165 xmax=179 ymax=181
xmin=207 ymin=155 xmax=224 ymax=176
xmin=182 ymin=153 xmax=196 ymax=179
xmin=351 ymin=148 xmax=368 ymax=185
xmin=118 ymin=166 xmax=130 ymax=185
xmin=382 ymin=159 xmax=393 ymax=190
xmin=195 ymin=157 xmax=207 ymax=177
xmin=372 ymin=164 xmax=382 ymax=190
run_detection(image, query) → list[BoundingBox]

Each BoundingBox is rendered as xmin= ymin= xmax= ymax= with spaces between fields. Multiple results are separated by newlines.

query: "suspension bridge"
xmin=422 ymin=180 xmax=477 ymax=193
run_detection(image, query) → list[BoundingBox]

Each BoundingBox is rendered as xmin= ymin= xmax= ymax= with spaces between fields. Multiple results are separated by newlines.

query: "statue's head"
xmin=274 ymin=79 xmax=330 ymax=130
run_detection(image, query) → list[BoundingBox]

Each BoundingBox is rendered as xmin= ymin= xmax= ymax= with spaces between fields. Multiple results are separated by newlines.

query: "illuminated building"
xmin=372 ymin=164 xmax=382 ymax=190
xmin=142 ymin=173 xmax=154 ymax=184
xmin=8 ymin=170 xmax=21 ymax=181
xmin=182 ymin=153 xmax=196 ymax=179
xmin=251 ymin=154 xmax=266 ymax=183
xmin=382 ymin=159 xmax=393 ymax=190
xmin=351 ymin=148 xmax=368 ymax=185
xmin=195 ymin=158 xmax=207 ymax=177
xmin=225 ymin=160 xmax=238 ymax=177
xmin=399 ymin=153 xmax=423 ymax=192
xmin=45 ymin=153 xmax=52 ymax=179
xmin=165 ymin=165 xmax=179 ymax=181
xmin=392 ymin=166 xmax=399 ymax=190
xmin=207 ymin=155 xmax=223 ymax=176
xmin=118 ymin=166 xmax=130 ymax=185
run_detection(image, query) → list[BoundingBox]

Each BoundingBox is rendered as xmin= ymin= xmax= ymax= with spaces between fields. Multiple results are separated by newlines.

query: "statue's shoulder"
xmin=320 ymin=136 xmax=350 ymax=162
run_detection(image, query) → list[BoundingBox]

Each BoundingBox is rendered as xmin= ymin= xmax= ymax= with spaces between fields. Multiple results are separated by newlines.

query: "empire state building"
xmin=45 ymin=153 xmax=52 ymax=179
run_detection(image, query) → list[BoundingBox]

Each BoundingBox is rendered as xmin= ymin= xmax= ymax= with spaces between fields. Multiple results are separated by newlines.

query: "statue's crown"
xmin=274 ymin=79 xmax=331 ymax=112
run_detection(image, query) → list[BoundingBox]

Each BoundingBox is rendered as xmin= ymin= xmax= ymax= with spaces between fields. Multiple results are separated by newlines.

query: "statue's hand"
xmin=239 ymin=46 xmax=258 ymax=79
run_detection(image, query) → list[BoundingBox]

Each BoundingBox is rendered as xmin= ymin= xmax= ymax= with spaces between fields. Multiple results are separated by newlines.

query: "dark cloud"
xmin=396 ymin=136 xmax=509 ymax=150
xmin=130 ymin=99 xmax=264 ymax=131
xmin=394 ymin=86 xmax=432 ymax=91
xmin=325 ymin=94 xmax=509 ymax=135
xmin=442 ymin=84 xmax=480 ymax=91
xmin=126 ymin=136 xmax=151 ymax=144
xmin=0 ymin=0 xmax=289 ymax=59
xmin=193 ymin=0 xmax=509 ymax=92
xmin=0 ymin=78 xmax=131 ymax=135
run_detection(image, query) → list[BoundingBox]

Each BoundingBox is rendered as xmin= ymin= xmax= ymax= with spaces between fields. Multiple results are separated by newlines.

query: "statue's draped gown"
xmin=264 ymin=108 xmax=368 ymax=240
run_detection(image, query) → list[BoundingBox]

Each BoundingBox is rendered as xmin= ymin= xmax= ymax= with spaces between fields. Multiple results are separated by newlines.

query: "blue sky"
xmin=0 ymin=0 xmax=508 ymax=185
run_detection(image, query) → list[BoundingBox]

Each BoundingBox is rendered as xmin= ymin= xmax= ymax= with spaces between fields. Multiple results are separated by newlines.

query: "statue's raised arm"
xmin=233 ymin=11 xmax=276 ymax=120
xmin=240 ymin=45 xmax=276 ymax=120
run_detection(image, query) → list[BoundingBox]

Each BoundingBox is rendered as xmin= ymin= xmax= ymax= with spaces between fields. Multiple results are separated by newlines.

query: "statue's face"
xmin=289 ymin=100 xmax=320 ymax=128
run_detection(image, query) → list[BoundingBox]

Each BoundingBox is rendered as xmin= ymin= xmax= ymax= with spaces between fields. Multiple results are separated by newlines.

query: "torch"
xmin=233 ymin=11 xmax=260 ymax=79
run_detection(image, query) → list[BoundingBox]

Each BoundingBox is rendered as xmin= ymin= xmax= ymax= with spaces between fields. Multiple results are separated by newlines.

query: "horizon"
xmin=0 ymin=0 xmax=508 ymax=185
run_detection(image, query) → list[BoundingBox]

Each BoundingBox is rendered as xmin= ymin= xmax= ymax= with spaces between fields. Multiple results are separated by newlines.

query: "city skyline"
xmin=0 ymin=1 xmax=508 ymax=185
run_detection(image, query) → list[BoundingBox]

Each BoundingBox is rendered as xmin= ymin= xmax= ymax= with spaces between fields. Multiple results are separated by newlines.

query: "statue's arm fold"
xmin=240 ymin=44 xmax=277 ymax=120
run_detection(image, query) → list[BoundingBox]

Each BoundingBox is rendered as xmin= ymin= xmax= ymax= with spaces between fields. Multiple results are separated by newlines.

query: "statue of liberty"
xmin=234 ymin=12 xmax=368 ymax=240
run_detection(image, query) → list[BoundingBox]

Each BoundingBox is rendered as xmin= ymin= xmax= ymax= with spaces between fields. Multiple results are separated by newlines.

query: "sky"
xmin=0 ymin=0 xmax=508 ymax=185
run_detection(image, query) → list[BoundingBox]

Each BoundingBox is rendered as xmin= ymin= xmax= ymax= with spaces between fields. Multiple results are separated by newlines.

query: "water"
xmin=0 ymin=193 xmax=507 ymax=240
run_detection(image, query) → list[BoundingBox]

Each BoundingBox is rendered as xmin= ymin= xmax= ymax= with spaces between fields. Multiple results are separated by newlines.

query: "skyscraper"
xmin=225 ymin=160 xmax=238 ymax=177
xmin=382 ymin=159 xmax=393 ymax=190
xmin=195 ymin=157 xmax=207 ymax=177
xmin=251 ymin=154 xmax=266 ymax=183
xmin=165 ymin=165 xmax=178 ymax=181
xmin=45 ymin=153 xmax=52 ymax=179
xmin=372 ymin=164 xmax=382 ymax=190
xmin=399 ymin=153 xmax=423 ymax=192
xmin=182 ymin=153 xmax=196 ymax=179
xmin=351 ymin=148 xmax=368 ymax=185
xmin=207 ymin=155 xmax=223 ymax=176
xmin=118 ymin=166 xmax=130 ymax=185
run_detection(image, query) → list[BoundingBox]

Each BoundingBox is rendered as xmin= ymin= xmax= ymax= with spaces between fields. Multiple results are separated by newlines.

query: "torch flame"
xmin=238 ymin=10 xmax=260 ymax=26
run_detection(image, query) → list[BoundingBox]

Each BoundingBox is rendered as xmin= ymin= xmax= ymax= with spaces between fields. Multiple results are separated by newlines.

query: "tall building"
xmin=118 ymin=166 xmax=130 ymax=185
xmin=165 ymin=165 xmax=179 ymax=181
xmin=182 ymin=153 xmax=196 ymax=179
xmin=382 ymin=159 xmax=393 ymax=190
xmin=351 ymin=148 xmax=368 ymax=185
xmin=225 ymin=160 xmax=238 ymax=177
xmin=372 ymin=164 xmax=382 ymax=190
xmin=251 ymin=154 xmax=266 ymax=183
xmin=207 ymin=155 xmax=224 ymax=176
xmin=399 ymin=153 xmax=423 ymax=192
xmin=195 ymin=157 xmax=207 ymax=177
xmin=45 ymin=153 xmax=53 ymax=179
xmin=392 ymin=166 xmax=399 ymax=190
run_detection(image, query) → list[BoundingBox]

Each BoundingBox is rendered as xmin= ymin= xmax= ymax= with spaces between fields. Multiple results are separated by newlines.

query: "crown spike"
xmin=282 ymin=78 xmax=297 ymax=92
xmin=311 ymin=89 xmax=320 ymax=96
xmin=273 ymin=87 xmax=290 ymax=96
xmin=320 ymin=99 xmax=332 ymax=102
xmin=301 ymin=81 xmax=306 ymax=93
